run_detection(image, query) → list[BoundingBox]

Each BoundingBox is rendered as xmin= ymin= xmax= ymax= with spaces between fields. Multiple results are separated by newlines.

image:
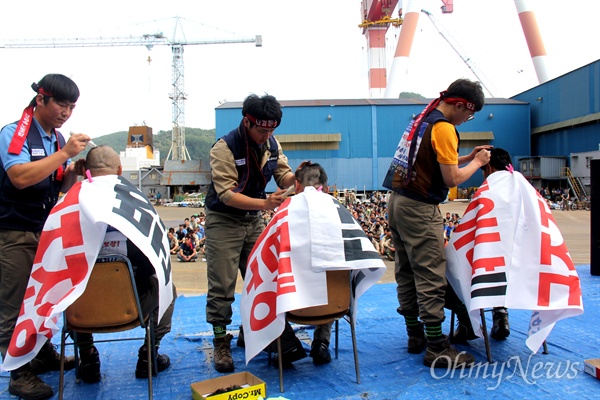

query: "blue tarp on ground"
xmin=2 ymin=265 xmax=599 ymax=399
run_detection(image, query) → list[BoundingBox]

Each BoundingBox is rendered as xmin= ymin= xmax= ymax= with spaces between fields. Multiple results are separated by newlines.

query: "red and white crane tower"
xmin=384 ymin=0 xmax=454 ymax=98
xmin=359 ymin=0 xmax=403 ymax=98
xmin=361 ymin=0 xmax=550 ymax=98
xmin=1 ymin=18 xmax=262 ymax=161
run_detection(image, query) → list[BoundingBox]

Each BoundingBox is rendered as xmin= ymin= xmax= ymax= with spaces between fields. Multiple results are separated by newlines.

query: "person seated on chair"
xmin=75 ymin=145 xmax=177 ymax=383
xmin=434 ymin=150 xmax=513 ymax=348
xmin=478 ymin=147 xmax=513 ymax=340
xmin=239 ymin=162 xmax=335 ymax=367
xmin=290 ymin=161 xmax=336 ymax=365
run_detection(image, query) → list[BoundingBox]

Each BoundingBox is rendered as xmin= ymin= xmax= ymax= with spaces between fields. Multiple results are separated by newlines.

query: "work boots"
xmin=491 ymin=307 xmax=510 ymax=340
xmin=8 ymin=364 xmax=53 ymax=400
xmin=236 ymin=325 xmax=245 ymax=348
xmin=135 ymin=344 xmax=171 ymax=379
xmin=450 ymin=322 xmax=478 ymax=344
xmin=29 ymin=340 xmax=75 ymax=374
xmin=79 ymin=346 xmax=101 ymax=384
xmin=213 ymin=334 xmax=234 ymax=373
xmin=423 ymin=335 xmax=475 ymax=369
xmin=406 ymin=322 xmax=426 ymax=354
xmin=310 ymin=339 xmax=331 ymax=365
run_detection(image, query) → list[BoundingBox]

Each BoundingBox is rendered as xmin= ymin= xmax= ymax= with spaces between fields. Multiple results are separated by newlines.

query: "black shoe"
xmin=407 ymin=323 xmax=426 ymax=354
xmin=282 ymin=343 xmax=307 ymax=364
xmin=450 ymin=323 xmax=478 ymax=344
xmin=237 ymin=325 xmax=245 ymax=348
xmin=135 ymin=345 xmax=171 ymax=379
xmin=79 ymin=346 xmax=101 ymax=383
xmin=9 ymin=366 xmax=53 ymax=400
xmin=30 ymin=340 xmax=76 ymax=374
xmin=213 ymin=334 xmax=234 ymax=373
xmin=408 ymin=334 xmax=427 ymax=354
xmin=310 ymin=339 xmax=331 ymax=365
xmin=491 ymin=308 xmax=510 ymax=340
xmin=272 ymin=343 xmax=307 ymax=368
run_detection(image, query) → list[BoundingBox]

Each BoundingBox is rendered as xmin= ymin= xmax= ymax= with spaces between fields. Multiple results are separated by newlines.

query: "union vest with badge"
xmin=0 ymin=121 xmax=67 ymax=232
xmin=205 ymin=121 xmax=280 ymax=215
xmin=383 ymin=109 xmax=458 ymax=205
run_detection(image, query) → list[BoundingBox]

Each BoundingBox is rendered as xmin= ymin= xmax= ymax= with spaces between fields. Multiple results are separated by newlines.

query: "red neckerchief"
xmin=55 ymin=131 xmax=64 ymax=181
xmin=8 ymin=106 xmax=35 ymax=155
xmin=8 ymin=87 xmax=53 ymax=155
xmin=8 ymin=87 xmax=63 ymax=181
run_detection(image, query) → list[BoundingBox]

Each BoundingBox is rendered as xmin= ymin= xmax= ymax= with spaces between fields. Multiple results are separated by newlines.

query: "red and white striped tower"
xmin=385 ymin=0 xmax=422 ymax=98
xmin=366 ymin=27 xmax=388 ymax=98
xmin=514 ymin=0 xmax=550 ymax=83
xmin=361 ymin=0 xmax=399 ymax=98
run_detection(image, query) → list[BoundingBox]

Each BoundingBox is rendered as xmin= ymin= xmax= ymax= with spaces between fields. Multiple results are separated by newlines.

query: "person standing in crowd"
xmin=382 ymin=78 xmax=491 ymax=369
xmin=203 ymin=93 xmax=296 ymax=373
xmin=0 ymin=74 xmax=91 ymax=400
xmin=561 ymin=188 xmax=571 ymax=211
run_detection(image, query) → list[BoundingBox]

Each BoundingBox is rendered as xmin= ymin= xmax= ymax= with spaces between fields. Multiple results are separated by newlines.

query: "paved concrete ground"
xmin=159 ymin=201 xmax=591 ymax=296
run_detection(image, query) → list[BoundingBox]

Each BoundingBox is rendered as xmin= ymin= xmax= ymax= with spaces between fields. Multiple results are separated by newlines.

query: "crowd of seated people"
xmin=167 ymin=192 xmax=469 ymax=264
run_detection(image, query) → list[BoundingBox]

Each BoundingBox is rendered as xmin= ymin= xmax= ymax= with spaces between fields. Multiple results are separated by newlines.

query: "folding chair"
xmin=58 ymin=254 xmax=156 ymax=400
xmin=274 ymin=269 xmax=359 ymax=392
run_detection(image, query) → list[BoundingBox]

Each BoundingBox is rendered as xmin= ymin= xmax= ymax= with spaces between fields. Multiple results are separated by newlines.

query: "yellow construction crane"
xmin=1 ymin=18 xmax=262 ymax=161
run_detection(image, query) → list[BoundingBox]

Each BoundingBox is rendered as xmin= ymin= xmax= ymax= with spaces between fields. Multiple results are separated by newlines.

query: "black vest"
xmin=205 ymin=122 xmax=280 ymax=215
xmin=0 ymin=122 xmax=67 ymax=232
xmin=383 ymin=110 xmax=458 ymax=204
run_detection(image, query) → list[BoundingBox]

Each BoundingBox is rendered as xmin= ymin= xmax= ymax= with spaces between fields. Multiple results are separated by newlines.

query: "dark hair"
xmin=445 ymin=79 xmax=485 ymax=112
xmin=242 ymin=93 xmax=282 ymax=127
xmin=295 ymin=162 xmax=328 ymax=188
xmin=29 ymin=74 xmax=79 ymax=107
xmin=485 ymin=147 xmax=513 ymax=171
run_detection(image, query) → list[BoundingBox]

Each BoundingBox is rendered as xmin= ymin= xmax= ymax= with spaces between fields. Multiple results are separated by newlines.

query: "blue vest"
xmin=0 ymin=122 xmax=67 ymax=232
xmin=205 ymin=122 xmax=280 ymax=215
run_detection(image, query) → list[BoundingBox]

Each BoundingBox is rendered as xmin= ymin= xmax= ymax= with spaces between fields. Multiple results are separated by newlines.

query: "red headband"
xmin=246 ymin=113 xmax=279 ymax=129
xmin=443 ymin=97 xmax=476 ymax=111
xmin=38 ymin=87 xmax=53 ymax=97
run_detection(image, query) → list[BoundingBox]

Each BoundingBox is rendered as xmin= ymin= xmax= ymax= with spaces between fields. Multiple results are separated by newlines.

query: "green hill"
xmin=74 ymin=128 xmax=216 ymax=165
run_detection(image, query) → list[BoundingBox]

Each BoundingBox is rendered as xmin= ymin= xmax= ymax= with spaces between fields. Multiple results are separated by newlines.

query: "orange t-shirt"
xmin=431 ymin=121 xmax=459 ymax=166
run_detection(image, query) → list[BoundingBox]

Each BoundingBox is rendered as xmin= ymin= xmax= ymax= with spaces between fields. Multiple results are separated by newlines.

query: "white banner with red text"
xmin=446 ymin=171 xmax=583 ymax=353
xmin=1 ymin=175 xmax=173 ymax=371
xmin=241 ymin=187 xmax=386 ymax=363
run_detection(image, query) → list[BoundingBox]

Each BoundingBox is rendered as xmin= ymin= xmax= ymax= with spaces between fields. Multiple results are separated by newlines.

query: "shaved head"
xmin=86 ymin=145 xmax=121 ymax=176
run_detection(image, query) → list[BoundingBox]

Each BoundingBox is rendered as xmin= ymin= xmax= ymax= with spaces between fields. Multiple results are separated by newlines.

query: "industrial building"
xmin=513 ymin=59 xmax=600 ymax=196
xmin=215 ymin=59 xmax=600 ymax=198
